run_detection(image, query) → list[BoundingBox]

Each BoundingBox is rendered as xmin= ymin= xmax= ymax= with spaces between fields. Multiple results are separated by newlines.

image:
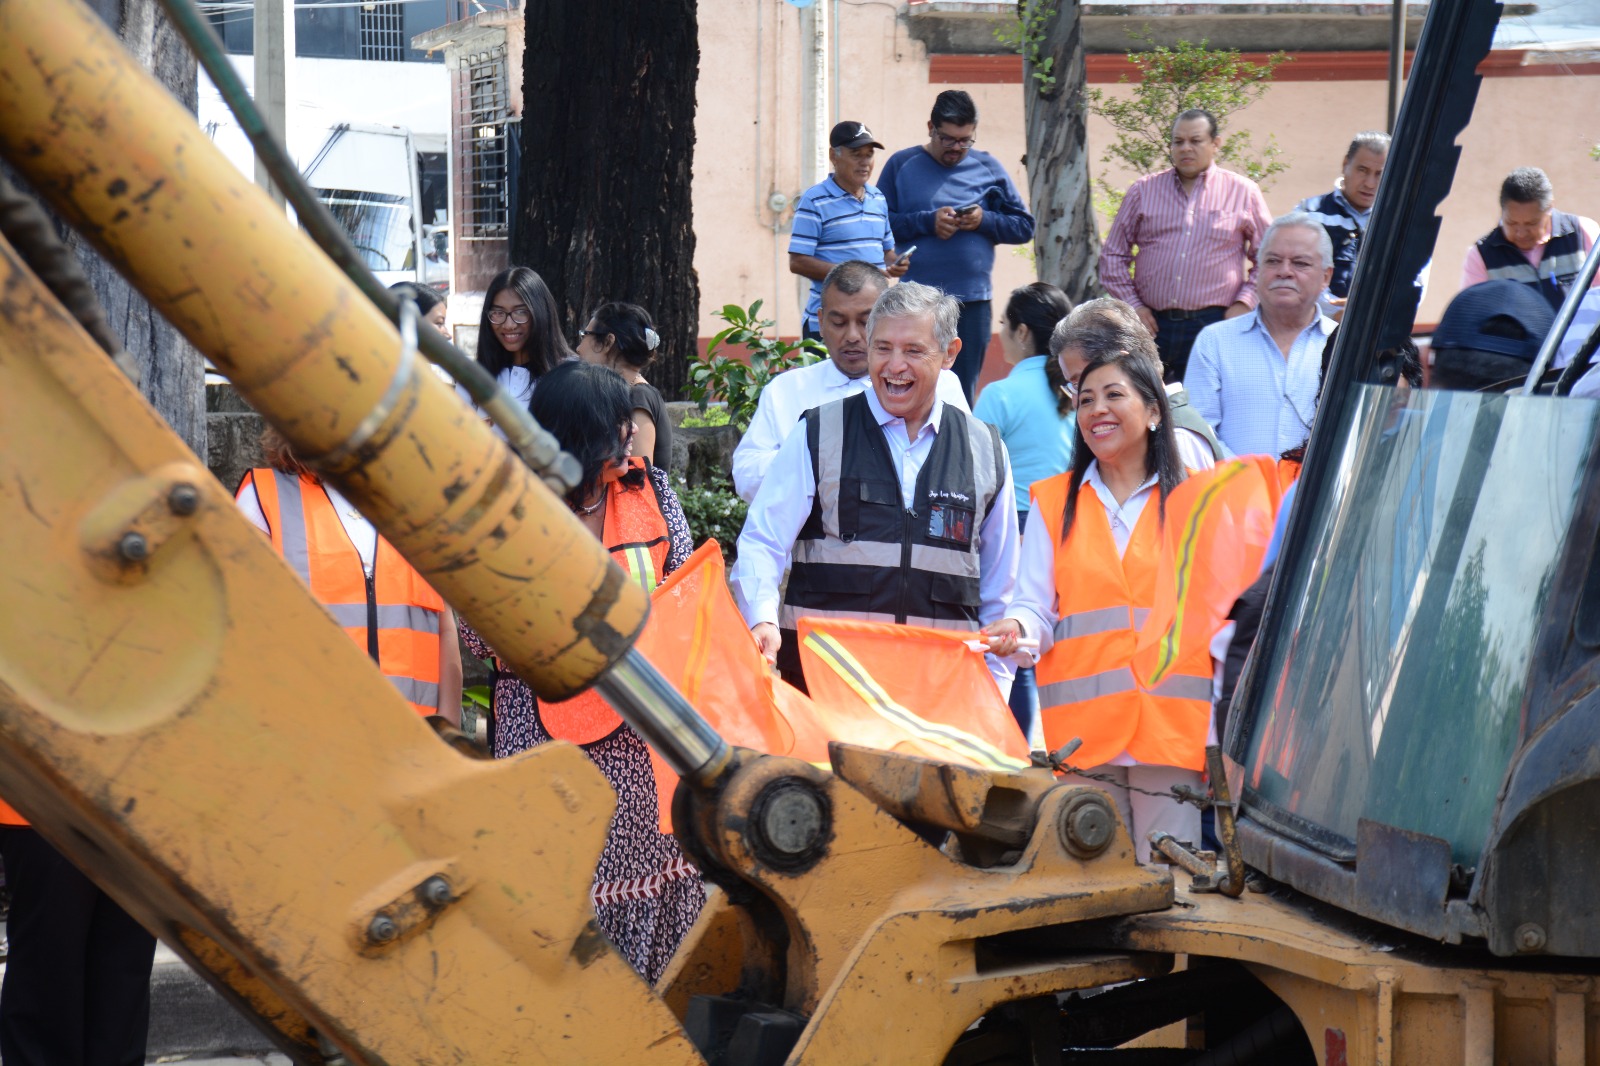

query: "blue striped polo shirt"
xmin=789 ymin=175 xmax=895 ymax=331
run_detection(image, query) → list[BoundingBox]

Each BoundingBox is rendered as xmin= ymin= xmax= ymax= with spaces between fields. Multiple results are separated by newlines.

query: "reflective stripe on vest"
xmin=1052 ymin=606 xmax=1150 ymax=641
xmin=243 ymin=469 xmax=444 ymax=716
xmin=1038 ymin=665 xmax=1138 ymax=706
xmin=802 ymin=629 xmax=1025 ymax=772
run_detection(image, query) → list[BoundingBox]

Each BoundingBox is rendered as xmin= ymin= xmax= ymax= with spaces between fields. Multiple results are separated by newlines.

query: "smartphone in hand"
xmin=954 ymin=203 xmax=980 ymax=216
xmin=893 ymin=245 xmax=917 ymax=267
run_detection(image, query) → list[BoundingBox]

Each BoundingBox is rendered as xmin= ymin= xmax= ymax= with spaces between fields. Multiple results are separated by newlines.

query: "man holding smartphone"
xmin=879 ymin=89 xmax=1036 ymax=403
xmin=789 ymin=121 xmax=911 ymax=341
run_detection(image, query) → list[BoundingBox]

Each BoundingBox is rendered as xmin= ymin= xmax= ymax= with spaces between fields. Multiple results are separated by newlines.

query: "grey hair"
xmin=1344 ymin=130 xmax=1391 ymax=163
xmin=1261 ymin=211 xmax=1335 ymax=268
xmin=867 ymin=281 xmax=959 ymax=350
xmin=1501 ymin=166 xmax=1554 ymax=210
xmin=820 ymin=259 xmax=890 ymax=301
xmin=1049 ymin=297 xmax=1157 ymax=363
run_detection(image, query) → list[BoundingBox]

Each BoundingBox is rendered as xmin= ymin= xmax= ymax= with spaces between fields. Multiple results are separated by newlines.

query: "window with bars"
xmin=359 ymin=2 xmax=405 ymax=62
xmin=461 ymin=52 xmax=509 ymax=237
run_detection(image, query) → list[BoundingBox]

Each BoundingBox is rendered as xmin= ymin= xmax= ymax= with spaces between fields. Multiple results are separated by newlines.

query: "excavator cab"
xmin=1227 ymin=0 xmax=1600 ymax=964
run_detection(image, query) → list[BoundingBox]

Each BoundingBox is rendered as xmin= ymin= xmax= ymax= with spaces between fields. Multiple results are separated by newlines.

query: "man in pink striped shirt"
xmin=1098 ymin=109 xmax=1275 ymax=383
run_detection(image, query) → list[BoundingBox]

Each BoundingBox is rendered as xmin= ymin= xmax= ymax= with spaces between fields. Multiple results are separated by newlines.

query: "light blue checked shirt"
xmin=1184 ymin=309 xmax=1336 ymax=457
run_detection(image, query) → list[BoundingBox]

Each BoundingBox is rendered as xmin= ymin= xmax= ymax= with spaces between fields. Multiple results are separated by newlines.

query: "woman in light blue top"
xmin=974 ymin=282 xmax=1074 ymax=528
xmin=972 ymin=281 xmax=1072 ymax=740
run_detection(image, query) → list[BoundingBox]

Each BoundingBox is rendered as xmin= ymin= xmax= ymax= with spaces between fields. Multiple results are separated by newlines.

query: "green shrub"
xmin=672 ymin=472 xmax=748 ymax=560
xmin=687 ymin=300 xmax=824 ymax=431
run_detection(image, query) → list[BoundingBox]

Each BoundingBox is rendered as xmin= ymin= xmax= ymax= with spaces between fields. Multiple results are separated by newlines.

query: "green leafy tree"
xmin=686 ymin=300 xmax=823 ymax=431
xmin=1089 ymin=34 xmax=1291 ymax=216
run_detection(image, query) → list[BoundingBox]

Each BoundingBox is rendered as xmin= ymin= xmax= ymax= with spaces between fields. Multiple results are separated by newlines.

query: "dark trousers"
xmin=802 ymin=324 xmax=822 ymax=345
xmin=1006 ymin=508 xmax=1038 ymax=740
xmin=952 ymin=299 xmax=992 ymax=405
xmin=0 ymin=827 xmax=156 ymax=1066
xmin=1153 ymin=306 xmax=1226 ymax=384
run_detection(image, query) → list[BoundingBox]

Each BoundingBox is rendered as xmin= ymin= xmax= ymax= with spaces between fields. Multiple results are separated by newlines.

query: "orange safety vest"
xmin=540 ymin=459 xmax=672 ymax=745
xmin=1031 ymin=473 xmax=1214 ymax=772
xmin=240 ymin=469 xmax=445 ymax=716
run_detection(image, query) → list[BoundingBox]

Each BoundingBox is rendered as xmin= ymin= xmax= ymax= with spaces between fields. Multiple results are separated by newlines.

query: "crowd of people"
xmin=6 ymin=84 xmax=1594 ymax=1066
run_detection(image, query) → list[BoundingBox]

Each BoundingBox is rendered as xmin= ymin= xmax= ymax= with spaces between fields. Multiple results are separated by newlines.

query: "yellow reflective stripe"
xmin=1153 ymin=461 xmax=1249 ymax=685
xmin=624 ymin=544 xmax=655 ymax=593
xmin=802 ymin=630 xmax=1025 ymax=772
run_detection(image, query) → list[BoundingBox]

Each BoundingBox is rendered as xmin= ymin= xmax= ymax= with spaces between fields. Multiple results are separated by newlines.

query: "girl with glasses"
xmin=466 ymin=267 xmax=575 ymax=418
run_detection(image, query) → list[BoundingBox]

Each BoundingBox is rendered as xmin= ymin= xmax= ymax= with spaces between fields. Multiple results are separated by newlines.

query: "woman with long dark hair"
xmin=457 ymin=361 xmax=701 ymax=982
xmin=468 ymin=266 xmax=574 ymax=410
xmin=983 ymin=349 xmax=1208 ymax=862
xmin=576 ymin=301 xmax=671 ymax=469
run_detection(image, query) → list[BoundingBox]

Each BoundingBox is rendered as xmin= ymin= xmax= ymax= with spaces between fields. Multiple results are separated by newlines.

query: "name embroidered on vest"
xmin=1477 ymin=210 xmax=1585 ymax=311
xmin=781 ymin=393 xmax=1001 ymax=640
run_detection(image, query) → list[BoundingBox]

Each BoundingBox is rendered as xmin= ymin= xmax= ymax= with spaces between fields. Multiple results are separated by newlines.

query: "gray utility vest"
xmin=779 ymin=391 xmax=1004 ymax=648
xmin=1167 ymin=387 xmax=1226 ymax=462
xmin=1477 ymin=210 xmax=1586 ymax=311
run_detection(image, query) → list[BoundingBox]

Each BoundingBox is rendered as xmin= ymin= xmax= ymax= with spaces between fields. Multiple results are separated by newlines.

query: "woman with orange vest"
xmin=459 ymin=361 xmax=703 ymax=984
xmin=235 ymin=428 xmax=463 ymax=721
xmin=983 ymin=349 xmax=1213 ymax=862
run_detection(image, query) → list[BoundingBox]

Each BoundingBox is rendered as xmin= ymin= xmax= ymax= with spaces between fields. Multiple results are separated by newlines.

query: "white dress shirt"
xmin=730 ymin=387 xmax=1019 ymax=690
xmin=1010 ymin=461 xmax=1159 ymax=765
xmin=732 ymin=358 xmax=970 ymax=502
xmin=1164 ymin=381 xmax=1224 ymax=472
xmin=1183 ymin=309 xmax=1336 ymax=457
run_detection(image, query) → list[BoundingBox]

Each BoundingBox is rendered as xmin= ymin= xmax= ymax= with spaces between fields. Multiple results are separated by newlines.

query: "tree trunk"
xmin=1025 ymin=1 xmax=1102 ymax=304
xmin=71 ymin=0 xmax=207 ymax=455
xmin=514 ymin=0 xmax=700 ymax=401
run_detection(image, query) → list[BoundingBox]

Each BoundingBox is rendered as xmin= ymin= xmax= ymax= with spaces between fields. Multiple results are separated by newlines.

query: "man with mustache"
xmin=1182 ymin=213 xmax=1337 ymax=456
xmin=731 ymin=282 xmax=1018 ymax=694
xmin=789 ymin=122 xmax=909 ymax=342
xmin=1099 ymin=109 xmax=1274 ymax=385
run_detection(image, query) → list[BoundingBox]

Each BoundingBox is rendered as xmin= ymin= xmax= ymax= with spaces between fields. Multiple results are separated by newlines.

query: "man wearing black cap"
xmin=1429 ymin=279 xmax=1555 ymax=391
xmin=790 ymin=121 xmax=910 ymax=340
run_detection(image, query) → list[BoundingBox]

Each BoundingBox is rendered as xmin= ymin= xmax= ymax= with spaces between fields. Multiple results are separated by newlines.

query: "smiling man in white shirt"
xmin=730 ymin=282 xmax=1017 ymax=694
xmin=731 ymin=261 xmax=969 ymax=502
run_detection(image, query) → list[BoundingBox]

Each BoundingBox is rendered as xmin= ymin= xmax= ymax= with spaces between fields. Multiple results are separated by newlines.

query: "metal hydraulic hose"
xmin=155 ymin=0 xmax=577 ymax=492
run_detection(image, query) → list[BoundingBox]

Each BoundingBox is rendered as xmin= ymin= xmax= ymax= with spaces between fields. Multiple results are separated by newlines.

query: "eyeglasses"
xmin=487 ymin=307 xmax=531 ymax=325
xmin=577 ymin=326 xmax=609 ymax=341
xmin=933 ymin=131 xmax=976 ymax=150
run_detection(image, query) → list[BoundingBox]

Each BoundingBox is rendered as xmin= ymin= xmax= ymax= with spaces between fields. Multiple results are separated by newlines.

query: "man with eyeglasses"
xmin=879 ymin=89 xmax=1035 ymax=404
xmin=1183 ymin=213 xmax=1337 ymax=458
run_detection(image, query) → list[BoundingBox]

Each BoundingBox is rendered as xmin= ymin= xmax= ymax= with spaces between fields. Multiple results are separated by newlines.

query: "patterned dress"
xmin=461 ymin=465 xmax=704 ymax=983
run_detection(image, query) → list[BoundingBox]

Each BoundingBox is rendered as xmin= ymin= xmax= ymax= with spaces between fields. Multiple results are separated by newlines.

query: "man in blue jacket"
xmin=880 ymin=89 xmax=1035 ymax=402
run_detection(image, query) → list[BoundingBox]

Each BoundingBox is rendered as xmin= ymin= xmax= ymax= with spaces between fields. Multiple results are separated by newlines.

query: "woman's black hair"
xmin=1005 ymin=282 xmax=1072 ymax=417
xmin=587 ymin=301 xmax=660 ymax=371
xmin=388 ymin=281 xmax=443 ymax=317
xmin=477 ymin=266 xmax=574 ymax=380
xmin=529 ymin=361 xmax=638 ymax=506
xmin=1060 ymin=350 xmax=1187 ymax=540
